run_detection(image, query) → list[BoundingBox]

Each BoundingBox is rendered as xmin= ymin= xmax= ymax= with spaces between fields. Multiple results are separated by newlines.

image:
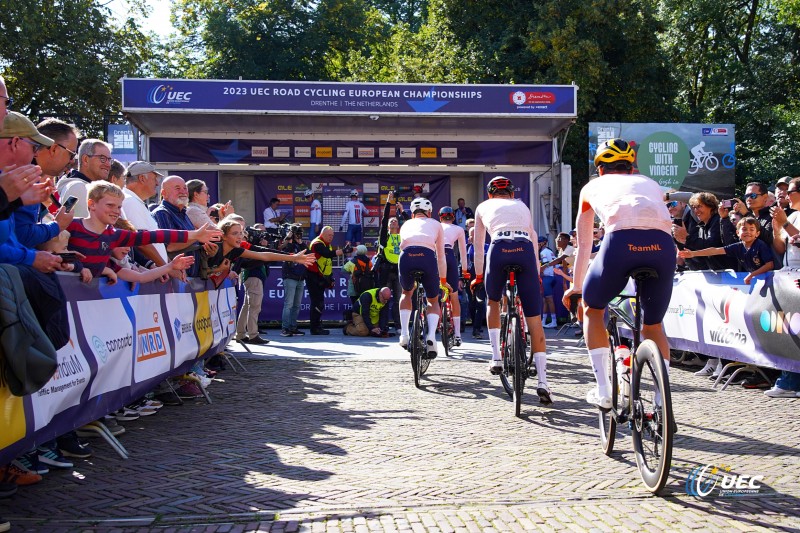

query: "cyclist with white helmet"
xmin=562 ymin=138 xmax=675 ymax=409
xmin=439 ymin=206 xmax=470 ymax=345
xmin=305 ymin=188 xmax=322 ymax=238
xmin=398 ymin=197 xmax=451 ymax=358
xmin=341 ymin=189 xmax=367 ymax=247
xmin=471 ymin=176 xmax=552 ymax=405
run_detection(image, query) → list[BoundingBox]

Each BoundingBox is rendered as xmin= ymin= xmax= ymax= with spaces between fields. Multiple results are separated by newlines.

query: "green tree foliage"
xmin=0 ymin=0 xmax=154 ymax=136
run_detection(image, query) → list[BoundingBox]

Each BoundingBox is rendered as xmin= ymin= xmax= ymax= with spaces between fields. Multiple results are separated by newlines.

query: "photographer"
xmin=280 ymin=224 xmax=307 ymax=337
xmin=306 ymin=226 xmax=347 ymax=335
xmin=344 ymin=287 xmax=392 ymax=337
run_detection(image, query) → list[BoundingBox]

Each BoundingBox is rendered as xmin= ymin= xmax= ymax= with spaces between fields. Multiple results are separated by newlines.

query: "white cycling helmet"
xmin=304 ymin=189 xmax=313 ymax=198
xmin=349 ymin=189 xmax=359 ymax=197
xmin=410 ymin=197 xmax=433 ymax=214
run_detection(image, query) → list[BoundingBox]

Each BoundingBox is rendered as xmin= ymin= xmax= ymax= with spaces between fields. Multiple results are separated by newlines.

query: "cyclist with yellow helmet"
xmin=562 ymin=139 xmax=676 ymax=409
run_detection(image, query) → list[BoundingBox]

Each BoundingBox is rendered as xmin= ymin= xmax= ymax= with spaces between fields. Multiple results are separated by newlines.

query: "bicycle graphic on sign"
xmin=688 ymin=142 xmax=719 ymax=174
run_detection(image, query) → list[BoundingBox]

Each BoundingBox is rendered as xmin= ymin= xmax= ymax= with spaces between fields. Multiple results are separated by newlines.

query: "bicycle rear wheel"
xmin=410 ymin=309 xmax=423 ymax=388
xmin=441 ymin=299 xmax=452 ymax=357
xmin=499 ymin=313 xmax=513 ymax=398
xmin=510 ymin=314 xmax=525 ymax=417
xmin=630 ymin=340 xmax=674 ymax=493
xmin=599 ymin=329 xmax=619 ymax=456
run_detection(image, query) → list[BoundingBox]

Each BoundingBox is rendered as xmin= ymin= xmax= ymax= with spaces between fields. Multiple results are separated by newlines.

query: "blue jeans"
xmin=282 ymin=278 xmax=305 ymax=331
xmin=776 ymin=371 xmax=800 ymax=391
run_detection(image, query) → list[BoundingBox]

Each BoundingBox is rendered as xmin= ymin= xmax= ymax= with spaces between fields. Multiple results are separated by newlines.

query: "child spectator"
xmin=106 ymin=219 xmax=195 ymax=284
xmin=65 ymin=181 xmax=220 ymax=282
xmin=679 ymin=216 xmax=775 ymax=284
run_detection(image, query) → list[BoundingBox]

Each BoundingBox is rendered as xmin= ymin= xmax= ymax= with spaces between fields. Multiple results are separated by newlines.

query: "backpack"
xmin=351 ymin=255 xmax=376 ymax=295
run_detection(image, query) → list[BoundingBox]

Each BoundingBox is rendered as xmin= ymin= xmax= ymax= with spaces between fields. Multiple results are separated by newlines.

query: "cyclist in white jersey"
xmin=439 ymin=206 xmax=470 ymax=345
xmin=470 ymin=176 xmax=552 ymax=405
xmin=562 ymin=138 xmax=676 ymax=409
xmin=398 ymin=197 xmax=451 ymax=358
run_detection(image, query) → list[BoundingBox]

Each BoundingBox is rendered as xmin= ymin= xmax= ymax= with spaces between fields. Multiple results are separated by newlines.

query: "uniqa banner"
xmin=0 ymin=274 xmax=236 ymax=466
xmin=588 ymin=122 xmax=736 ymax=199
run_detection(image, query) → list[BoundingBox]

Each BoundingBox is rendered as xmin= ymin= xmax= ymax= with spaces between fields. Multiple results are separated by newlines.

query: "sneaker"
xmin=694 ymin=359 xmax=716 ymax=377
xmin=242 ymin=335 xmax=269 ymax=345
xmin=0 ymin=516 xmax=9 ymax=533
xmin=0 ymin=462 xmax=42 ymax=485
xmin=114 ymin=407 xmax=140 ymax=422
xmin=16 ymin=452 xmax=48 ymax=475
xmin=586 ymin=387 xmax=612 ymax=410
xmin=176 ymin=382 xmax=204 ymax=399
xmin=37 ymin=446 xmax=73 ymax=469
xmin=130 ymin=401 xmax=159 ymax=417
xmin=425 ymin=339 xmax=438 ymax=359
xmin=537 ymin=382 xmax=553 ymax=406
xmin=0 ymin=482 xmax=17 ymax=498
xmin=742 ymin=375 xmax=771 ymax=389
xmin=489 ymin=360 xmax=503 ymax=375
xmin=143 ymin=399 xmax=164 ymax=409
xmin=310 ymin=328 xmax=330 ymax=335
xmin=100 ymin=417 xmax=126 ymax=437
xmin=680 ymin=355 xmax=705 ymax=368
xmin=58 ymin=433 xmax=92 ymax=459
xmin=543 ymin=321 xmax=557 ymax=329
xmin=154 ymin=391 xmax=183 ymax=406
xmin=454 ymin=337 xmax=462 ymax=347
xmin=764 ymin=385 xmax=798 ymax=398
xmin=280 ymin=329 xmax=294 ymax=337
xmin=290 ymin=329 xmax=305 ymax=336
xmin=399 ymin=335 xmax=409 ymax=349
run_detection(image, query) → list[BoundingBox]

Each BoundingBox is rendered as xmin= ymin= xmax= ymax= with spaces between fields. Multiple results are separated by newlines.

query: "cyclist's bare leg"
xmin=642 ymin=323 xmax=670 ymax=362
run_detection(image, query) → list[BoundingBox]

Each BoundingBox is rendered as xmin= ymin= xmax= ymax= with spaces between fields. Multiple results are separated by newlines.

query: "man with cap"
xmin=775 ymin=176 xmax=794 ymax=215
xmin=344 ymin=286 xmax=393 ymax=337
xmin=121 ymin=161 xmax=168 ymax=265
xmin=306 ymin=188 xmax=322 ymax=237
xmin=340 ymin=188 xmax=366 ymax=248
xmin=56 ymin=138 xmax=112 ymax=218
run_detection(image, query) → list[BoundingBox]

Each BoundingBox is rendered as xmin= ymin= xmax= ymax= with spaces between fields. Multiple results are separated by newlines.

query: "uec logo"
xmin=147 ymin=84 xmax=192 ymax=105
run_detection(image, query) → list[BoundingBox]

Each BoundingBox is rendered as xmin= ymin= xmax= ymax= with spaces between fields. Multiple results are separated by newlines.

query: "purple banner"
xmin=149 ymin=138 xmax=552 ymax=166
xmin=123 ymin=79 xmax=577 ymax=116
xmin=254 ymin=174 xmax=450 ymax=248
xmin=259 ymin=266 xmax=352 ymax=323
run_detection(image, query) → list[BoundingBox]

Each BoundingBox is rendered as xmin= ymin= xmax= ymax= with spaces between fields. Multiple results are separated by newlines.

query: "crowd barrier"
xmin=616 ymin=268 xmax=800 ymax=373
xmin=0 ymin=274 xmax=236 ymax=466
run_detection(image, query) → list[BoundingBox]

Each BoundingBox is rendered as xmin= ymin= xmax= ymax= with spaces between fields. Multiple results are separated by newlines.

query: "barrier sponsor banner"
xmin=0 ymin=274 xmax=234 ymax=466
xmin=622 ymin=269 xmax=800 ymax=372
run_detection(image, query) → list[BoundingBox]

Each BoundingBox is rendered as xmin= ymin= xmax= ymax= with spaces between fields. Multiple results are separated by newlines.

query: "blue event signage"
xmin=122 ymin=78 xmax=577 ymax=117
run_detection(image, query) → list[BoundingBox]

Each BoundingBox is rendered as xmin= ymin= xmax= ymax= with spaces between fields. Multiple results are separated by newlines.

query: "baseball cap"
xmin=0 ymin=111 xmax=54 ymax=146
xmin=776 ymin=176 xmax=792 ymax=186
xmin=126 ymin=161 xmax=165 ymax=177
xmin=356 ymin=245 xmax=368 ymax=255
xmin=350 ymin=189 xmax=358 ymax=196
xmin=538 ymin=235 xmax=548 ymax=242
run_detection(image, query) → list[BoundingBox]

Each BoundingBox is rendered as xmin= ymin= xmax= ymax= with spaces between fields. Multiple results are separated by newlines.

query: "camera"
xmin=285 ymin=224 xmax=303 ymax=241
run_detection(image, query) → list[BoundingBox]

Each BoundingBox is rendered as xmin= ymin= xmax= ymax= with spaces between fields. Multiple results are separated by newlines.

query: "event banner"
xmin=254 ymin=174 xmax=450 ymax=248
xmin=123 ymin=79 xmax=577 ymax=116
xmin=149 ymin=138 xmax=553 ymax=167
xmin=259 ymin=266 xmax=354 ymax=323
xmin=0 ymin=275 xmax=236 ymax=466
xmin=588 ymin=123 xmax=736 ymax=198
xmin=106 ymin=124 xmax=137 ymax=163
xmin=622 ymin=269 xmax=800 ymax=372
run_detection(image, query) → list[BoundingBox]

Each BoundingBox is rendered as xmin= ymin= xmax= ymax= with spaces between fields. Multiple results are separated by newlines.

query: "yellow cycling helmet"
xmin=594 ymin=138 xmax=636 ymax=167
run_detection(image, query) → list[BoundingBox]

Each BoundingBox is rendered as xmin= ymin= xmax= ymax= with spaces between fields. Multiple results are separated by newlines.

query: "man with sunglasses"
xmin=56 ymin=139 xmax=112 ymax=218
xmin=720 ymin=181 xmax=782 ymax=268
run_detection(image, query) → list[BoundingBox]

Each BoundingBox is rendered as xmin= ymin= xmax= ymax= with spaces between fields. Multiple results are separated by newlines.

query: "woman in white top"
xmin=397 ymin=197 xmax=450 ymax=358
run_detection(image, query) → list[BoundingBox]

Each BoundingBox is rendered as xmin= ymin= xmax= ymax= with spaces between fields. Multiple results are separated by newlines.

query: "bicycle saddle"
xmin=628 ymin=267 xmax=658 ymax=281
xmin=410 ymin=269 xmax=426 ymax=279
xmin=503 ymin=265 xmax=523 ymax=273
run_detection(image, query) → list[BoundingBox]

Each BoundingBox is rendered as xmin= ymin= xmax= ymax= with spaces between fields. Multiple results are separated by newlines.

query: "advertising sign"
xmin=106 ymin=124 xmax=137 ymax=163
xmin=588 ymin=123 xmax=736 ymax=198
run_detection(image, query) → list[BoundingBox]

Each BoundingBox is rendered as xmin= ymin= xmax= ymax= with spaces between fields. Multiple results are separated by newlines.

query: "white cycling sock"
xmin=548 ymin=314 xmax=556 ymax=324
xmin=426 ymin=313 xmax=439 ymax=343
xmin=589 ymin=347 xmax=611 ymax=397
xmin=534 ymin=352 xmax=547 ymax=384
xmin=399 ymin=309 xmax=411 ymax=338
xmin=489 ymin=328 xmax=501 ymax=360
xmin=454 ymin=317 xmax=461 ymax=337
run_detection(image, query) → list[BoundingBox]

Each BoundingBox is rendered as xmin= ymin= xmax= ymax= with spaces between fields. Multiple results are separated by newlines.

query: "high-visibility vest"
xmin=384 ymin=233 xmax=402 ymax=264
xmin=309 ymin=237 xmax=333 ymax=276
xmin=360 ymin=288 xmax=385 ymax=325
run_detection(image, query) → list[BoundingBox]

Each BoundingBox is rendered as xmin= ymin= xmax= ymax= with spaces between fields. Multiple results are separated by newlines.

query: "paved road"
xmin=4 ymin=330 xmax=799 ymax=532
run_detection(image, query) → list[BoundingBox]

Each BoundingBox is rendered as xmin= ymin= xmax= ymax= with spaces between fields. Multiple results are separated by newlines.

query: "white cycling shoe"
xmin=489 ymin=359 xmax=503 ymax=375
xmin=586 ymin=386 xmax=612 ymax=410
xmin=399 ymin=335 xmax=409 ymax=349
xmin=425 ymin=339 xmax=438 ymax=359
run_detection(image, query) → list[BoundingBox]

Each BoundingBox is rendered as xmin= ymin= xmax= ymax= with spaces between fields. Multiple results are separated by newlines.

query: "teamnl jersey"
xmin=399 ymin=217 xmax=447 ymax=278
xmin=442 ymin=222 xmax=468 ymax=267
xmin=473 ymin=198 xmax=536 ymax=275
xmin=341 ymin=200 xmax=367 ymax=226
xmin=580 ymin=174 xmax=672 ymax=234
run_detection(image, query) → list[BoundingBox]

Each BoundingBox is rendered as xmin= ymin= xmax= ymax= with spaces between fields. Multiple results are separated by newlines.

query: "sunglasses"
xmin=788 ymin=188 xmax=799 ymax=194
xmin=743 ymin=192 xmax=763 ymax=200
xmin=0 ymin=95 xmax=13 ymax=108
xmin=666 ymin=201 xmax=678 ymax=208
xmin=56 ymin=143 xmax=77 ymax=160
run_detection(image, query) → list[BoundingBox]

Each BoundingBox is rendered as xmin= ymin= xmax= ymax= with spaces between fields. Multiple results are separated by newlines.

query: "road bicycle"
xmin=496 ymin=265 xmax=533 ymax=417
xmin=598 ymin=267 xmax=674 ymax=494
xmin=408 ymin=270 xmax=433 ymax=388
xmin=440 ymin=285 xmax=455 ymax=357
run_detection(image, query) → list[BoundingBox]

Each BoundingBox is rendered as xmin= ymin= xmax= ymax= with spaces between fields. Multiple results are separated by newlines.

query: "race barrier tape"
xmin=0 ymin=273 xmax=236 ymax=465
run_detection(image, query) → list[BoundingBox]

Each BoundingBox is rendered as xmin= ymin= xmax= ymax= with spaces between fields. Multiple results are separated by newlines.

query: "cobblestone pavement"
xmin=3 ymin=331 xmax=799 ymax=532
